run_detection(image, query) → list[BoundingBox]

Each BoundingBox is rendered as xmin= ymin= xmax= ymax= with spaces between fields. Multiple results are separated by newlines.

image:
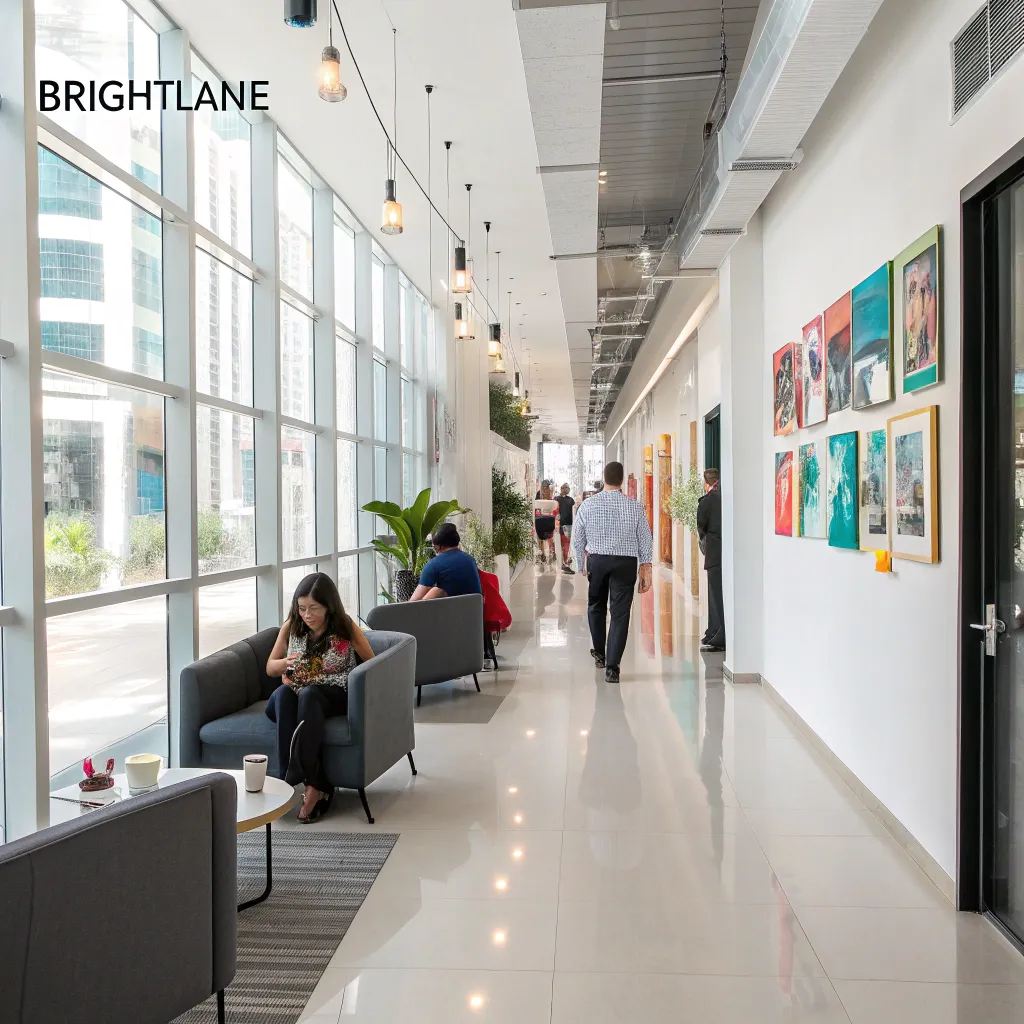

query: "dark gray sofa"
xmin=180 ymin=628 xmax=417 ymax=823
xmin=0 ymin=773 xmax=237 ymax=1024
xmin=365 ymin=594 xmax=485 ymax=706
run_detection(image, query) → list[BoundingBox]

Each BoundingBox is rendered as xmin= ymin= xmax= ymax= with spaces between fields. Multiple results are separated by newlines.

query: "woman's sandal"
xmin=297 ymin=786 xmax=333 ymax=824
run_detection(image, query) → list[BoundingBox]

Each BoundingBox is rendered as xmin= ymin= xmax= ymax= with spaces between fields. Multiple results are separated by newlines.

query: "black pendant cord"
xmin=331 ymin=0 xmax=459 ymax=240
xmin=466 ymin=184 xmax=473 ymax=268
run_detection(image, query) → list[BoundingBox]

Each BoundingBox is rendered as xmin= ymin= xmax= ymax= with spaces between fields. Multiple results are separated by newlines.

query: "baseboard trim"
xmin=723 ymin=664 xmax=760 ymax=684
xmin=759 ymin=675 xmax=956 ymax=906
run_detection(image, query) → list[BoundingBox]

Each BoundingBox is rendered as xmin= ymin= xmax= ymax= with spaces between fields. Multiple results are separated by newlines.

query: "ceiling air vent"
xmin=952 ymin=0 xmax=1024 ymax=118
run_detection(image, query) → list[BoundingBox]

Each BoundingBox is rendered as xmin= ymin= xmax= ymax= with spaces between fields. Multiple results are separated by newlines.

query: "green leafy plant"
xmin=666 ymin=468 xmax=706 ymax=532
xmin=489 ymin=381 xmax=531 ymax=451
xmin=43 ymin=513 xmax=114 ymax=598
xmin=197 ymin=509 xmax=225 ymax=560
xmin=462 ymin=513 xmax=496 ymax=573
xmin=362 ymin=487 xmax=462 ymax=577
xmin=491 ymin=468 xmax=534 ymax=568
xmin=122 ymin=514 xmax=166 ymax=585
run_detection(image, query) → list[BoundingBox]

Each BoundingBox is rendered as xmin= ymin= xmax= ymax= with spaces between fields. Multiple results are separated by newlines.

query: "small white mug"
xmin=243 ymin=754 xmax=268 ymax=793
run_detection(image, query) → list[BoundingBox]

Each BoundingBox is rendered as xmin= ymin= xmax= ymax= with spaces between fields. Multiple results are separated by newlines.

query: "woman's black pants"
xmin=265 ymin=683 xmax=347 ymax=791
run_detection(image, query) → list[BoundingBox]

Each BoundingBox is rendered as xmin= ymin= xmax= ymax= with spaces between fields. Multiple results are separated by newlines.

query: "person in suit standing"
xmin=696 ymin=468 xmax=725 ymax=653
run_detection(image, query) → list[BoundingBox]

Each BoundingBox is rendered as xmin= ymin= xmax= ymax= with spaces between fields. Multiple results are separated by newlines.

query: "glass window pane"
xmin=335 ymin=218 xmax=356 ymax=331
xmin=401 ymin=376 xmax=413 ymax=449
xmin=47 ymin=596 xmax=167 ymax=778
xmin=36 ymin=0 xmax=161 ymax=191
xmin=338 ymin=439 xmax=358 ymax=551
xmin=192 ymin=60 xmax=252 ymax=257
xmin=39 ymin=149 xmax=165 ymax=380
xmin=374 ymin=446 xmax=387 ymax=502
xmin=281 ymin=301 xmax=314 ymax=422
xmin=283 ymin=562 xmax=317 ymax=619
xmin=198 ymin=577 xmax=257 ymax=659
xmin=281 ymin=426 xmax=316 ymax=561
xmin=373 ymin=358 xmax=387 ymax=441
xmin=417 ymin=291 xmax=430 ymax=379
xmin=197 ymin=406 xmax=256 ymax=573
xmin=43 ymin=370 xmax=165 ymax=597
xmin=196 ymin=249 xmax=254 ymax=405
xmin=400 ymin=278 xmax=410 ymax=368
xmin=338 ymin=554 xmax=359 ymax=618
xmin=372 ymin=257 xmax=385 ymax=351
xmin=337 ymin=337 xmax=356 ymax=434
xmin=403 ymin=453 xmax=415 ymax=507
xmin=278 ymin=154 xmax=313 ymax=300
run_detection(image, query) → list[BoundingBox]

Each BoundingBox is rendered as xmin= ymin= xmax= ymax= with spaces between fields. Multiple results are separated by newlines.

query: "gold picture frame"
xmin=887 ymin=404 xmax=939 ymax=563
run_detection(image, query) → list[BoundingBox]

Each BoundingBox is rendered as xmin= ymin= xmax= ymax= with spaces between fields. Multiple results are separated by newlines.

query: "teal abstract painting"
xmin=798 ymin=442 xmax=825 ymax=538
xmin=827 ymin=431 xmax=859 ymax=550
xmin=851 ymin=262 xmax=893 ymax=409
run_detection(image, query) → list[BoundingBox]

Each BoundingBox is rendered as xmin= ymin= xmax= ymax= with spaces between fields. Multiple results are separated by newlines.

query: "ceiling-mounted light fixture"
xmin=284 ymin=0 xmax=317 ymax=27
xmin=317 ymin=2 xmax=346 ymax=100
xmin=452 ymin=184 xmax=473 ymax=294
xmin=381 ymin=29 xmax=403 ymax=234
xmin=455 ymin=301 xmax=475 ymax=340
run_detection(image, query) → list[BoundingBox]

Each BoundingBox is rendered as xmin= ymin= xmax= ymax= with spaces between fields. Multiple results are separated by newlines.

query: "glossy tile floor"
xmin=290 ymin=565 xmax=1024 ymax=1022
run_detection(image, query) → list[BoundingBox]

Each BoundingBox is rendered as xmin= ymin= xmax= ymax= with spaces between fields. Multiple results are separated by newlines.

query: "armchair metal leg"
xmin=407 ymin=751 xmax=418 ymax=775
xmin=217 ymin=989 xmax=226 ymax=1024
xmin=473 ymin=673 xmax=481 ymax=692
xmin=416 ymin=685 xmax=422 ymax=707
xmin=358 ymin=788 xmax=375 ymax=824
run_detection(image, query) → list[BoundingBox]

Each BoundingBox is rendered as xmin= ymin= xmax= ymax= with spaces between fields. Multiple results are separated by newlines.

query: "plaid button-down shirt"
xmin=573 ymin=488 xmax=654 ymax=567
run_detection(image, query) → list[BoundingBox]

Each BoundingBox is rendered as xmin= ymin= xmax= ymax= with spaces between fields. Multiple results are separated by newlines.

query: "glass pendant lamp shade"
xmin=284 ymin=0 xmax=317 ymax=27
xmin=513 ymin=371 xmax=520 ymax=397
xmin=318 ymin=45 xmax=346 ymax=101
xmin=455 ymin=302 xmax=474 ymax=340
xmin=381 ymin=178 xmax=403 ymax=235
xmin=493 ymin=355 xmax=506 ymax=373
xmin=488 ymin=323 xmax=501 ymax=358
xmin=452 ymin=246 xmax=471 ymax=294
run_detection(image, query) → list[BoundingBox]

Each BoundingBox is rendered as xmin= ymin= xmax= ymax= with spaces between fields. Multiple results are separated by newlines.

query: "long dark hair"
xmin=287 ymin=573 xmax=354 ymax=658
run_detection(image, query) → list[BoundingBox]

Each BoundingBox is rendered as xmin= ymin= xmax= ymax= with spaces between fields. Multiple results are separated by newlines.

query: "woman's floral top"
xmin=285 ymin=632 xmax=355 ymax=691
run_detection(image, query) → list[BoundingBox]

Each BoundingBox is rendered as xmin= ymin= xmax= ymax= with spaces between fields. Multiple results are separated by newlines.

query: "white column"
xmin=0 ymin=0 xmax=50 ymax=837
xmin=719 ymin=212 xmax=765 ymax=679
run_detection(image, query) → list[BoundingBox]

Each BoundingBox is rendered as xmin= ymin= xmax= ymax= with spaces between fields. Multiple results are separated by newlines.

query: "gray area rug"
xmin=175 ymin=829 xmax=398 ymax=1023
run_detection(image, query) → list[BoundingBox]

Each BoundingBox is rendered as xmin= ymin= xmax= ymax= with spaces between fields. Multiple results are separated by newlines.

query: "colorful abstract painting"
xmin=773 ymin=344 xmax=796 ymax=436
xmin=798 ymin=442 xmax=825 ymax=539
xmin=896 ymin=227 xmax=942 ymax=393
xmin=859 ymin=428 xmax=888 ymax=549
xmin=888 ymin=404 xmax=938 ymax=561
xmin=825 ymin=294 xmax=852 ymax=415
xmin=775 ymin=450 xmax=794 ymax=536
xmin=827 ymin=431 xmax=858 ymax=549
xmin=802 ymin=314 xmax=827 ymax=426
xmin=851 ymin=263 xmax=893 ymax=409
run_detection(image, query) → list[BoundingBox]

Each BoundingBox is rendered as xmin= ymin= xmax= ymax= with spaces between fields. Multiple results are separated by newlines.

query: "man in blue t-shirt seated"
xmin=410 ymin=522 xmax=482 ymax=601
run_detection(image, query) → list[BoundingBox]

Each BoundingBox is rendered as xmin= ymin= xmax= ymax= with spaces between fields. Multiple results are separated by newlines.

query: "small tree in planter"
xmin=666 ymin=467 xmax=706 ymax=532
xmin=362 ymin=488 xmax=462 ymax=601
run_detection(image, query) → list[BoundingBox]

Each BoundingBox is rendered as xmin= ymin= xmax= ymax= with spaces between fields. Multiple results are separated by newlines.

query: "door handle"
xmin=971 ymin=604 xmax=1005 ymax=656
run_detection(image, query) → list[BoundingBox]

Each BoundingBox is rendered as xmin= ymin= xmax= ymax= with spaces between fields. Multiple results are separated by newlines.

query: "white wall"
xmin=759 ymin=0 xmax=1024 ymax=879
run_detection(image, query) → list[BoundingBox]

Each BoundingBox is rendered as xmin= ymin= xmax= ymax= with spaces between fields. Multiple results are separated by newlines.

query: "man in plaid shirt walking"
xmin=572 ymin=461 xmax=653 ymax=684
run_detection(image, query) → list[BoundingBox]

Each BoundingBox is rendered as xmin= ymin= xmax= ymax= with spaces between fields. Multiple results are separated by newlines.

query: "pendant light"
xmin=381 ymin=28 xmax=403 ymax=235
xmin=452 ymin=183 xmax=472 ymax=294
xmin=485 ymin=222 xmax=500 ymax=355
xmin=317 ymin=1 xmax=346 ymax=101
xmin=284 ymin=0 xmax=317 ymax=28
xmin=513 ymin=371 xmax=521 ymax=398
xmin=455 ymin=301 xmax=474 ymax=340
xmin=489 ymin=249 xmax=503 ymax=363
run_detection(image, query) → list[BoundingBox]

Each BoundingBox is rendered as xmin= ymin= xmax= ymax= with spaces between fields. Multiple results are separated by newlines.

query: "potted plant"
xmin=362 ymin=488 xmax=462 ymax=601
xmin=666 ymin=467 xmax=706 ymax=531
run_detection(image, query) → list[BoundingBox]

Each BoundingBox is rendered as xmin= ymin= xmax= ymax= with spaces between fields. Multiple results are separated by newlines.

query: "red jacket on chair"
xmin=480 ymin=570 xmax=512 ymax=632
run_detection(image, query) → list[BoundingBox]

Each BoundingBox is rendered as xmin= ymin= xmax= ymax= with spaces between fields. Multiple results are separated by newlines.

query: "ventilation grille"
xmin=701 ymin=227 xmax=744 ymax=237
xmin=730 ymin=159 xmax=800 ymax=172
xmin=952 ymin=0 xmax=1024 ymax=117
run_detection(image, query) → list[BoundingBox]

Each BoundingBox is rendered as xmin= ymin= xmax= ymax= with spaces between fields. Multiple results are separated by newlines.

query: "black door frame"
xmin=704 ymin=404 xmax=721 ymax=472
xmin=958 ymin=137 xmax=1024 ymax=921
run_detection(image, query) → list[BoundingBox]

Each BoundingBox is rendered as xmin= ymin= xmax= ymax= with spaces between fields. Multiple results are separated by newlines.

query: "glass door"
xmin=984 ymin=175 xmax=1024 ymax=945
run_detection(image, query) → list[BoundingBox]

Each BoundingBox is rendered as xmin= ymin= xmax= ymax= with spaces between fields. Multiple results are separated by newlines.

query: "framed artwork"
xmin=851 ymin=262 xmax=893 ymax=409
xmin=798 ymin=441 xmax=825 ymax=539
xmin=825 ymin=293 xmax=852 ymax=415
xmin=802 ymin=315 xmax=827 ymax=427
xmin=793 ymin=341 xmax=804 ymax=429
xmin=773 ymin=343 xmax=797 ymax=436
xmin=859 ymin=427 xmax=888 ymax=549
xmin=827 ymin=431 xmax=858 ymax=549
xmin=775 ymin=450 xmax=794 ymax=536
xmin=895 ymin=226 xmax=942 ymax=394
xmin=888 ymin=405 xmax=939 ymax=562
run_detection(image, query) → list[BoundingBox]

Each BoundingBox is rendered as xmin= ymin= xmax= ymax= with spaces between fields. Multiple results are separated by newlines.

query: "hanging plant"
xmin=666 ymin=468 xmax=706 ymax=533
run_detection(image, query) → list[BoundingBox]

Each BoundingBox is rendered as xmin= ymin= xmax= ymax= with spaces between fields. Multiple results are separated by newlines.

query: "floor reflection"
xmin=579 ymin=682 xmax=641 ymax=816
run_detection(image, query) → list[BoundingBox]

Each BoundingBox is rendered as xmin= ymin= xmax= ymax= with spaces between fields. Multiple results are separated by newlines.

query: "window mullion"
xmin=313 ymin=181 xmax=337 ymax=583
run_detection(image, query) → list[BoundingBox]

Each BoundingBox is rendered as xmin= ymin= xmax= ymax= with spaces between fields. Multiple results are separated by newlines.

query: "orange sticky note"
xmin=874 ymin=550 xmax=891 ymax=573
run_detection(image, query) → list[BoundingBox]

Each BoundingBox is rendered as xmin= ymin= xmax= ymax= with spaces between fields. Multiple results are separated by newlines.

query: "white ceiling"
xmin=158 ymin=0 xmax=580 ymax=438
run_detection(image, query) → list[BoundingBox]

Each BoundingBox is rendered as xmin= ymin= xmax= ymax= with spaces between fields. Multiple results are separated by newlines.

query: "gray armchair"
xmin=180 ymin=629 xmax=417 ymax=824
xmin=366 ymin=594 xmax=485 ymax=706
xmin=0 ymin=773 xmax=237 ymax=1024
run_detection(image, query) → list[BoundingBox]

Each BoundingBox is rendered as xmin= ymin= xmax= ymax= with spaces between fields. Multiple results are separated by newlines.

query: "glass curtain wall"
xmin=0 ymin=0 xmax=435 ymax=833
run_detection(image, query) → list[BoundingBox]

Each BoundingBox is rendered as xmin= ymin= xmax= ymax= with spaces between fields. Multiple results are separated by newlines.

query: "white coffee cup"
xmin=244 ymin=754 xmax=268 ymax=792
xmin=124 ymin=753 xmax=162 ymax=793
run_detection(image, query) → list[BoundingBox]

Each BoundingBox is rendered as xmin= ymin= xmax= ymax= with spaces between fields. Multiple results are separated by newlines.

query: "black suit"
xmin=696 ymin=486 xmax=725 ymax=648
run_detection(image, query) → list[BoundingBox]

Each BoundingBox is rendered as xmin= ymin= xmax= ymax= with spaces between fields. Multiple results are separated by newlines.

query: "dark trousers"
xmin=587 ymin=554 xmax=638 ymax=670
xmin=706 ymin=564 xmax=725 ymax=647
xmin=266 ymin=683 xmax=347 ymax=791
